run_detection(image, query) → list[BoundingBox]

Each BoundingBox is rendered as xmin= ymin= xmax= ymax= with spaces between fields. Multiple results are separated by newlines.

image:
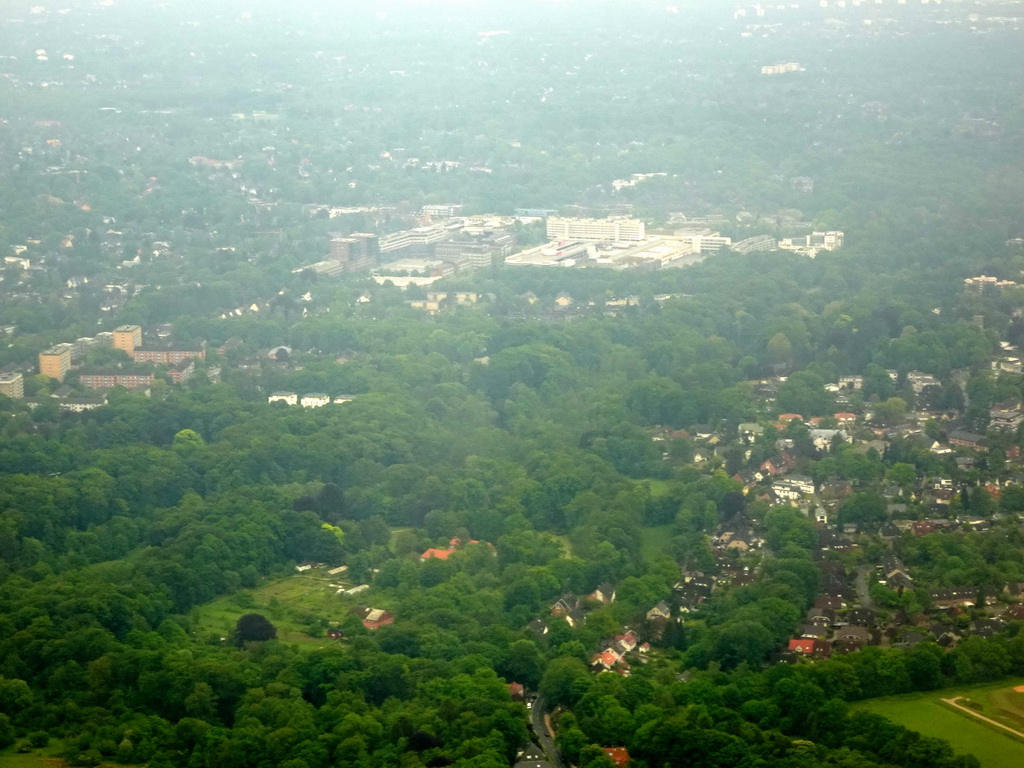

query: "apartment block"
xmin=78 ymin=371 xmax=155 ymax=390
xmin=132 ymin=347 xmax=206 ymax=365
xmin=0 ymin=372 xmax=24 ymax=399
xmin=168 ymin=358 xmax=196 ymax=384
xmin=113 ymin=325 xmax=143 ymax=353
xmin=39 ymin=344 xmax=73 ymax=382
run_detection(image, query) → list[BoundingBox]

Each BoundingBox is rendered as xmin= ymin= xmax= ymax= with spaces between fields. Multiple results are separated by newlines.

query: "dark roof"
xmin=515 ymin=743 xmax=555 ymax=768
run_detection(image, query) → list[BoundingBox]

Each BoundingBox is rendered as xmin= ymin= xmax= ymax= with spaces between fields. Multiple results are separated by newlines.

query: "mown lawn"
xmin=853 ymin=680 xmax=1024 ymax=768
xmin=639 ymin=524 xmax=674 ymax=564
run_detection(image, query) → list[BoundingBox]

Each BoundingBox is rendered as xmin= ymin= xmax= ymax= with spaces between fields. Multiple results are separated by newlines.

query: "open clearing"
xmin=190 ymin=568 xmax=370 ymax=646
xmin=639 ymin=524 xmax=674 ymax=564
xmin=0 ymin=742 xmax=137 ymax=768
xmin=854 ymin=680 xmax=1024 ymax=768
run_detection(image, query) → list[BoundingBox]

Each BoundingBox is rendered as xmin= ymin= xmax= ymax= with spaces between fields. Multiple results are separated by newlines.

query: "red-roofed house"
xmin=789 ymin=638 xmax=815 ymax=655
xmin=421 ymin=537 xmax=495 ymax=561
xmin=603 ymin=748 xmax=630 ymax=768
xmin=614 ymin=631 xmax=639 ymax=653
xmin=421 ymin=547 xmax=455 ymax=560
xmin=834 ymin=413 xmax=857 ymax=426
xmin=778 ymin=413 xmax=803 ymax=424
xmin=591 ymin=649 xmax=622 ymax=671
xmin=788 ymin=638 xmax=830 ymax=658
xmin=508 ymin=682 xmax=525 ymax=701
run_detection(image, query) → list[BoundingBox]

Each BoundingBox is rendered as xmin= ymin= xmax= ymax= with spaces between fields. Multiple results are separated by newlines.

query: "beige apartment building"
xmin=0 ymin=372 xmax=24 ymax=399
xmin=113 ymin=325 xmax=143 ymax=353
xmin=39 ymin=344 xmax=73 ymax=382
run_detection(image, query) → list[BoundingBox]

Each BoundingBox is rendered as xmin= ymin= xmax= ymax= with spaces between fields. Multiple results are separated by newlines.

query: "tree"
xmin=887 ymin=463 xmax=917 ymax=495
xmin=873 ymin=397 xmax=908 ymax=426
xmin=839 ymin=492 xmax=888 ymax=527
xmin=539 ymin=657 xmax=591 ymax=708
xmin=0 ymin=714 xmax=13 ymax=749
xmin=233 ymin=613 xmax=277 ymax=646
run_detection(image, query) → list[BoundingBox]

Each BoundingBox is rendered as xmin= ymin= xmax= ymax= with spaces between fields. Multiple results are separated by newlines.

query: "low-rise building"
xmin=350 ymin=606 xmax=395 ymax=630
xmin=78 ymin=371 xmax=155 ymax=390
xmin=168 ymin=358 xmax=196 ymax=384
xmin=133 ymin=346 xmax=206 ymax=364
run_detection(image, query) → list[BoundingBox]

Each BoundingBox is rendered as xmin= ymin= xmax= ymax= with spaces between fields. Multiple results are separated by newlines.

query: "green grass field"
xmin=639 ymin=524 xmax=674 ymax=564
xmin=0 ymin=751 xmax=60 ymax=768
xmin=0 ymin=740 xmax=138 ymax=768
xmin=190 ymin=568 xmax=368 ymax=647
xmin=854 ymin=680 xmax=1024 ymax=768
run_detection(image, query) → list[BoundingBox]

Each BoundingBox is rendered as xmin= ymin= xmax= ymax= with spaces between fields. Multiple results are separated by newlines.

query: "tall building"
xmin=351 ymin=233 xmax=380 ymax=265
xmin=39 ymin=344 xmax=73 ymax=382
xmin=0 ymin=372 xmax=24 ymax=399
xmin=113 ymin=325 xmax=143 ymax=353
xmin=327 ymin=233 xmax=381 ymax=272
xmin=546 ymin=217 xmax=646 ymax=242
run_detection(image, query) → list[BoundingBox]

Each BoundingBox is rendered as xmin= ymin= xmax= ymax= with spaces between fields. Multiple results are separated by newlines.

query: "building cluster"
xmin=777 ymin=231 xmax=845 ymax=258
xmin=964 ymin=274 xmax=1017 ymax=292
xmin=506 ymin=217 xmax=842 ymax=269
xmin=37 ymin=325 xmax=204 ymax=388
xmin=761 ymin=62 xmax=802 ymax=75
xmin=299 ymin=217 xmax=514 ymax=280
xmin=267 ymin=392 xmax=355 ymax=407
xmin=508 ymin=217 xmax=704 ymax=270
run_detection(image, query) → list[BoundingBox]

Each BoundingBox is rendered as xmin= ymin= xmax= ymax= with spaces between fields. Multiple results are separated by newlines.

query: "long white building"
xmin=546 ymin=217 xmax=646 ymax=242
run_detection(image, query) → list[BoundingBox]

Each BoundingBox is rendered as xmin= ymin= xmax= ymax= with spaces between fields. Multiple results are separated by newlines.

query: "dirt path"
xmin=941 ymin=696 xmax=1024 ymax=740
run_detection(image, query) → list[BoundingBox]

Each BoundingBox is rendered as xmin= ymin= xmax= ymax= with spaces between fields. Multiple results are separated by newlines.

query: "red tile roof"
xmin=603 ymin=748 xmax=630 ymax=768
xmin=789 ymin=638 xmax=815 ymax=654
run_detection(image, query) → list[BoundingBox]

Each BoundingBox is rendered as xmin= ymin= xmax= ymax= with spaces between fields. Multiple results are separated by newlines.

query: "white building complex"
xmin=546 ymin=217 xmax=646 ymax=242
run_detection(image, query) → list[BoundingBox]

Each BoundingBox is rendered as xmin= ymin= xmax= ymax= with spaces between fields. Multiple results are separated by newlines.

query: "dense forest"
xmin=3 ymin=1 xmax=1024 ymax=768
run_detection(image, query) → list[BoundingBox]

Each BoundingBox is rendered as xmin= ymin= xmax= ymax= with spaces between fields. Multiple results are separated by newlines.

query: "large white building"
xmin=778 ymin=231 xmax=844 ymax=258
xmin=546 ymin=217 xmax=646 ymax=242
xmin=378 ymin=223 xmax=447 ymax=254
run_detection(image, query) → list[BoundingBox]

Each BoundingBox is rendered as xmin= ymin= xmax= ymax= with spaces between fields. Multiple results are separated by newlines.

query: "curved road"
xmin=531 ymin=696 xmax=567 ymax=768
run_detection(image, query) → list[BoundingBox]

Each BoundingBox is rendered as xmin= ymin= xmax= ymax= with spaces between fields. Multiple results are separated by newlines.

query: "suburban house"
xmin=929 ymin=587 xmax=982 ymax=610
xmin=590 ymin=582 xmax=617 ymax=605
xmin=551 ymin=594 xmax=587 ymax=627
xmin=646 ymin=601 xmax=671 ymax=622
xmin=420 ymin=537 xmax=493 ymax=561
xmin=514 ymin=743 xmax=554 ymax=768
xmin=603 ymin=748 xmax=630 ymax=768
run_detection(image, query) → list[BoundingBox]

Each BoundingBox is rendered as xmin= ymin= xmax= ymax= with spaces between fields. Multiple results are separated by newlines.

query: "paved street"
xmin=530 ymin=696 xmax=567 ymax=768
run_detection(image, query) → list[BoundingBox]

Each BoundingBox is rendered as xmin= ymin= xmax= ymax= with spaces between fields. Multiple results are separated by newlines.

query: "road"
xmin=854 ymin=565 xmax=875 ymax=610
xmin=531 ymin=696 xmax=567 ymax=768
